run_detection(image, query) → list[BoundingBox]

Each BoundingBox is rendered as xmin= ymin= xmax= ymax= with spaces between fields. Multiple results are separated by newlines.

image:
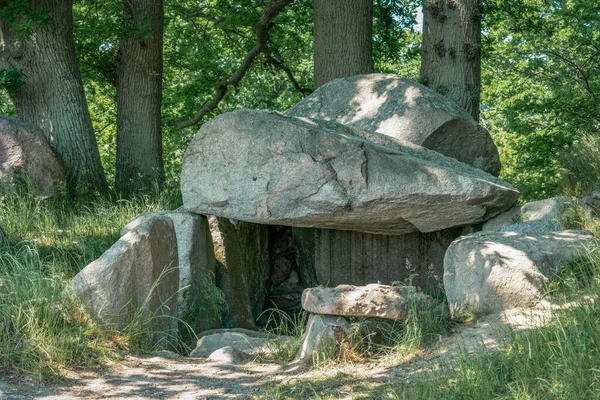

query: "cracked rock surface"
xmin=181 ymin=110 xmax=519 ymax=235
xmin=285 ymin=73 xmax=501 ymax=176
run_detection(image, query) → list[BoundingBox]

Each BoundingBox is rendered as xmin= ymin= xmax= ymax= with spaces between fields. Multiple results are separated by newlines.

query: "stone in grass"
xmin=121 ymin=210 xmax=219 ymax=332
xmin=444 ymin=230 xmax=596 ymax=316
xmin=208 ymin=346 xmax=249 ymax=364
xmin=0 ymin=116 xmax=65 ymax=197
xmin=481 ymin=196 xmax=572 ymax=234
xmin=295 ymin=314 xmax=350 ymax=364
xmin=302 ymin=284 xmax=435 ymax=321
xmin=189 ymin=330 xmax=293 ymax=358
xmin=71 ymin=214 xmax=179 ymax=346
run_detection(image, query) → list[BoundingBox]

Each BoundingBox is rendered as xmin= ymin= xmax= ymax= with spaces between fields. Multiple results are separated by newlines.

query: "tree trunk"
xmin=420 ymin=0 xmax=482 ymax=121
xmin=0 ymin=0 xmax=108 ymax=196
xmin=313 ymin=0 xmax=374 ymax=88
xmin=115 ymin=0 xmax=165 ymax=198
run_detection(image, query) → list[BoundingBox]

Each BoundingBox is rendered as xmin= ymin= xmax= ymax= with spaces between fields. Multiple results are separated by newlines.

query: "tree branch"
xmin=265 ymin=48 xmax=312 ymax=94
xmin=167 ymin=0 xmax=294 ymax=130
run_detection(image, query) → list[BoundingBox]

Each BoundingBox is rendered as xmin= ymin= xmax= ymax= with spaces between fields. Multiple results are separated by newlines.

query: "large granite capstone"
xmin=181 ymin=110 xmax=519 ymax=235
xmin=285 ymin=74 xmax=500 ymax=176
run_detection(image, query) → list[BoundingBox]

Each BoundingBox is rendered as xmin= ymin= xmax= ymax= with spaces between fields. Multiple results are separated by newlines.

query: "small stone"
xmin=208 ymin=346 xmax=249 ymax=364
xmin=482 ymin=196 xmax=571 ymax=233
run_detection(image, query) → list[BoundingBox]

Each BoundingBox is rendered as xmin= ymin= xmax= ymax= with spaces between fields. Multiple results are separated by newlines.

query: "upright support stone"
xmin=209 ymin=217 xmax=271 ymax=329
xmin=122 ymin=211 xmax=220 ymax=333
xmin=293 ymin=227 xmax=461 ymax=292
xmin=295 ymin=314 xmax=350 ymax=364
xmin=71 ymin=214 xmax=179 ymax=346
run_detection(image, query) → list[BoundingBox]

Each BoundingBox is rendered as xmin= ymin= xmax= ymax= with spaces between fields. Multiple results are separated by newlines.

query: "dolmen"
xmin=72 ymin=74 xmax=524 ymax=345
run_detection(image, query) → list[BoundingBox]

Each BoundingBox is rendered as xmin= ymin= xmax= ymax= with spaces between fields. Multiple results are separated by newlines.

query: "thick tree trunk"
xmin=313 ymin=0 xmax=374 ymax=88
xmin=420 ymin=0 xmax=482 ymax=121
xmin=115 ymin=0 xmax=165 ymax=198
xmin=0 ymin=0 xmax=108 ymax=196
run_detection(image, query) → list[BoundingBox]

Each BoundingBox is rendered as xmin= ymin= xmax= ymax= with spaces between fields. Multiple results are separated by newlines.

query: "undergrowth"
xmin=0 ymin=186 xmax=182 ymax=379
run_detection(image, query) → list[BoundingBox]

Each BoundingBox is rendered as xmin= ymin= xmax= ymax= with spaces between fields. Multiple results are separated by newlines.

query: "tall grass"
xmin=0 ymin=186 xmax=181 ymax=379
xmin=0 ymin=243 xmax=106 ymax=380
xmin=393 ymin=246 xmax=600 ymax=399
xmin=560 ymin=133 xmax=600 ymax=198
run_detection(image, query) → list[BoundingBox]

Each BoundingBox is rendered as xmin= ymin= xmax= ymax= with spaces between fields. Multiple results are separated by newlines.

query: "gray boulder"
xmin=285 ymin=74 xmax=500 ymax=176
xmin=295 ymin=314 xmax=350 ymax=363
xmin=71 ymin=214 xmax=179 ymax=345
xmin=0 ymin=116 xmax=65 ymax=197
xmin=121 ymin=211 xmax=217 ymax=329
xmin=482 ymin=197 xmax=571 ymax=233
xmin=444 ymin=230 xmax=596 ymax=315
xmin=182 ymin=110 xmax=519 ymax=235
xmin=302 ymin=284 xmax=434 ymax=321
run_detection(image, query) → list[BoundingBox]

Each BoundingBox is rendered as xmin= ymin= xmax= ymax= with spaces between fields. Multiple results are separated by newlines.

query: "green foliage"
xmin=0 ymin=0 xmax=51 ymax=37
xmin=0 ymin=243 xmax=107 ymax=380
xmin=560 ymin=134 xmax=600 ymax=197
xmin=373 ymin=0 xmax=421 ymax=78
xmin=254 ymin=309 xmax=308 ymax=364
xmin=0 ymin=66 xmax=25 ymax=95
xmin=482 ymin=0 xmax=600 ymax=201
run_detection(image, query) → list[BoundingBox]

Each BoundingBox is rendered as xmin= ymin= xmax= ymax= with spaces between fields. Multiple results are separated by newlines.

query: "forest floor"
xmin=0 ymin=303 xmax=555 ymax=400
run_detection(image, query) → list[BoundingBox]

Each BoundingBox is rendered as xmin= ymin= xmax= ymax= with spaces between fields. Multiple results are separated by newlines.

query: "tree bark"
xmin=115 ymin=0 xmax=165 ymax=198
xmin=313 ymin=0 xmax=374 ymax=88
xmin=0 ymin=0 xmax=108 ymax=196
xmin=420 ymin=0 xmax=482 ymax=121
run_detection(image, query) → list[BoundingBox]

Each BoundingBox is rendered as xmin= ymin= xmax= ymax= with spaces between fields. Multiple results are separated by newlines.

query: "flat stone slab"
xmin=302 ymin=284 xmax=434 ymax=321
xmin=285 ymin=74 xmax=500 ymax=175
xmin=181 ymin=110 xmax=519 ymax=235
xmin=444 ymin=230 xmax=596 ymax=315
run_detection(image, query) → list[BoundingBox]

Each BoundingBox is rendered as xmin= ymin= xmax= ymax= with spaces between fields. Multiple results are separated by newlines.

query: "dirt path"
xmin=0 ymin=304 xmax=555 ymax=400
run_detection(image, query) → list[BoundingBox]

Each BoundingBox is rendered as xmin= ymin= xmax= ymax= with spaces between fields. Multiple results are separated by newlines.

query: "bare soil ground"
xmin=0 ymin=303 xmax=555 ymax=400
